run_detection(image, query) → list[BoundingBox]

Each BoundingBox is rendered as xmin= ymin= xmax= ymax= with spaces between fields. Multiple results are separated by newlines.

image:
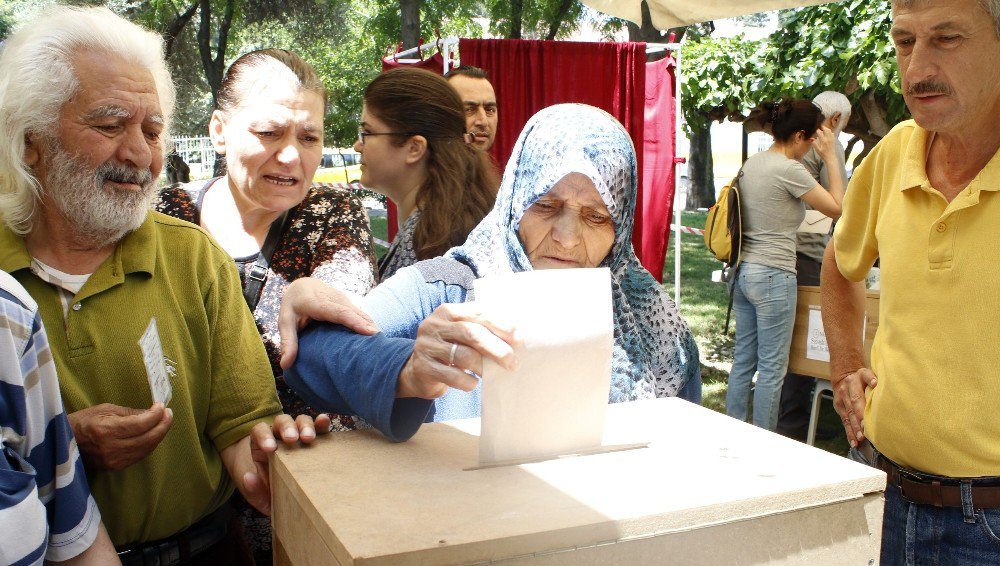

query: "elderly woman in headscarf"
xmin=282 ymin=104 xmax=701 ymax=441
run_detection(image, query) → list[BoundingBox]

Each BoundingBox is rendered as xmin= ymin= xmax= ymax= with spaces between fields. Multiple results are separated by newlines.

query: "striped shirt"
xmin=0 ymin=270 xmax=100 ymax=565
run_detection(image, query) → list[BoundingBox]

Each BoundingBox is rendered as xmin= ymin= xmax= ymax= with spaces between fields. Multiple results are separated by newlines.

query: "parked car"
xmin=314 ymin=148 xmax=362 ymax=185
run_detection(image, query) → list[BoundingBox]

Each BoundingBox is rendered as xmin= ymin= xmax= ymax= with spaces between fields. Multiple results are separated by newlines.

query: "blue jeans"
xmin=850 ymin=448 xmax=1000 ymax=565
xmin=725 ymin=262 xmax=797 ymax=431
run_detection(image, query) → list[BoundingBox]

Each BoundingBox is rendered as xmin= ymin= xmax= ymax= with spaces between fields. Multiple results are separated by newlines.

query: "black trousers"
xmin=775 ymin=253 xmax=822 ymax=441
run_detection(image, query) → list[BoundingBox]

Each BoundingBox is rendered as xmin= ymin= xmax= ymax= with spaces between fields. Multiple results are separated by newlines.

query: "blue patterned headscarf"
xmin=448 ymin=104 xmax=699 ymax=401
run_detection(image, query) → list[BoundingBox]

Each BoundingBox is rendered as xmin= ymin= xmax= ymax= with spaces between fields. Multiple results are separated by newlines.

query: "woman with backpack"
xmin=725 ymin=99 xmax=846 ymax=432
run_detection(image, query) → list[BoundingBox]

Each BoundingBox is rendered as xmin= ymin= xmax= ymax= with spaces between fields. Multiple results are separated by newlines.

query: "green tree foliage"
xmin=6 ymin=1 xmax=593 ymax=147
xmin=764 ymin=0 xmax=906 ymax=138
xmin=271 ymin=0 xmax=588 ymax=145
xmin=487 ymin=0 xmax=587 ymax=40
xmin=682 ymin=1 xmax=906 ymax=157
xmin=0 ymin=9 xmax=12 ymax=42
xmin=679 ymin=35 xmax=762 ymax=131
xmin=320 ymin=0 xmax=484 ymax=146
xmin=676 ymin=1 xmax=907 ymax=207
xmin=121 ymin=0 xmax=364 ymax=140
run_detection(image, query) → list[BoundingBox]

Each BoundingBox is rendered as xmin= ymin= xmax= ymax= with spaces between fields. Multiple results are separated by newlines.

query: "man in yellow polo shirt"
xmin=821 ymin=0 xmax=1000 ymax=562
xmin=0 ymin=6 xmax=323 ymax=563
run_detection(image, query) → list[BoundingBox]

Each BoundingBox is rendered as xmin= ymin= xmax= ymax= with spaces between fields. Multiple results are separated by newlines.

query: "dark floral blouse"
xmin=154 ymin=179 xmax=377 ymax=430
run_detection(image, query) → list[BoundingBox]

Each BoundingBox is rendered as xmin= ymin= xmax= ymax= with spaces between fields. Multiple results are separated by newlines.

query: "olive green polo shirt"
xmin=0 ymin=211 xmax=281 ymax=545
xmin=834 ymin=120 xmax=1000 ymax=477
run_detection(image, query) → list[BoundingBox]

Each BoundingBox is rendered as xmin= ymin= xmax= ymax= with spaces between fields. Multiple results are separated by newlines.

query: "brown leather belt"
xmin=859 ymin=441 xmax=1000 ymax=509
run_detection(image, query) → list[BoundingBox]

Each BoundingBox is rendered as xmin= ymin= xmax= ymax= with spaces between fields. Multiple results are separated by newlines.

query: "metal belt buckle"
xmin=247 ymin=264 xmax=268 ymax=282
xmin=897 ymin=468 xmax=949 ymax=507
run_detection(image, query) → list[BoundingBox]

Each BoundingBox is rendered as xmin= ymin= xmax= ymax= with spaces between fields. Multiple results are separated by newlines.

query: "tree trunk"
xmin=399 ymin=0 xmax=420 ymax=49
xmin=509 ymin=0 xmax=523 ymax=39
xmin=843 ymin=97 xmax=885 ymax=169
xmin=860 ymin=89 xmax=891 ymax=138
xmin=628 ymin=0 xmax=691 ymax=46
xmin=196 ymin=0 xmax=234 ymax=176
xmin=627 ymin=1 xmax=663 ymax=44
xmin=196 ymin=0 xmax=215 ymax=101
xmin=197 ymin=0 xmax=234 ymax=108
xmin=845 ymin=136 xmax=860 ymax=162
xmin=164 ymin=2 xmax=198 ymax=59
xmin=544 ymin=0 xmax=574 ymax=41
xmin=627 ymin=6 xmax=703 ymax=210
xmin=687 ymin=123 xmax=715 ymax=210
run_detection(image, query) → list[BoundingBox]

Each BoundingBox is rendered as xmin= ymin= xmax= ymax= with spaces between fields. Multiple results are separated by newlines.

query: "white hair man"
xmin=822 ymin=0 xmax=1000 ymax=562
xmin=812 ymin=91 xmax=852 ymax=135
xmin=0 ymin=6 xmax=319 ymax=562
xmin=803 ymin=91 xmax=852 ymax=219
xmin=774 ymin=90 xmax=852 ymax=441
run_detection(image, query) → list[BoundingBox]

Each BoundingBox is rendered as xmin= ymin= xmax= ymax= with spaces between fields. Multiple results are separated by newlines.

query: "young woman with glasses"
xmin=354 ymin=67 xmax=500 ymax=281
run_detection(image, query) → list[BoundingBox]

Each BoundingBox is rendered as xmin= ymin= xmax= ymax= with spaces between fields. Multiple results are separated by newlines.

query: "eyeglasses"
xmin=357 ymin=129 xmax=410 ymax=145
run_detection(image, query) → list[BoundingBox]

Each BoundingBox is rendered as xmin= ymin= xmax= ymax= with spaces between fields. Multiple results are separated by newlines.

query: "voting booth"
xmin=271 ymin=398 xmax=885 ymax=565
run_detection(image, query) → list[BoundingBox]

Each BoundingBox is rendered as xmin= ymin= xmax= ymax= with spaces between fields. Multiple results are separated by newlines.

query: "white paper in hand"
xmin=474 ymin=268 xmax=613 ymax=465
xmin=139 ymin=317 xmax=172 ymax=405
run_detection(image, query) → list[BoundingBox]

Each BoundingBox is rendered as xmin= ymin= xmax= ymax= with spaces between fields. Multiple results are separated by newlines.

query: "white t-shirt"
xmin=30 ymin=259 xmax=91 ymax=317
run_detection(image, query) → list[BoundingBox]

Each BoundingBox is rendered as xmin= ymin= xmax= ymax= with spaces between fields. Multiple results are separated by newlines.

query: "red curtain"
xmin=459 ymin=39 xmax=645 ymax=182
xmin=638 ymin=56 xmax=678 ymax=282
xmin=459 ymin=39 xmax=674 ymax=280
xmin=380 ymin=52 xmax=445 ymax=241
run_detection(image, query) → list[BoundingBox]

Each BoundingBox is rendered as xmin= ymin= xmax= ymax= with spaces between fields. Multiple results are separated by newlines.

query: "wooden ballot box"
xmin=788 ymin=285 xmax=881 ymax=380
xmin=271 ymin=398 xmax=885 ymax=565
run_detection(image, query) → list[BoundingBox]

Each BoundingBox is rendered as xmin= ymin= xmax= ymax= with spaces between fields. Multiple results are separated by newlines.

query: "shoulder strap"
xmin=727 ymin=168 xmax=745 ymax=270
xmin=724 ymin=169 xmax=745 ymax=334
xmin=200 ymin=176 xmax=219 ymax=193
xmin=243 ymin=211 xmax=291 ymax=311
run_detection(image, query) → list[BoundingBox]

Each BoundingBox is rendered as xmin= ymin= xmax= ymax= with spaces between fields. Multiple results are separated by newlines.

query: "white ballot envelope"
xmin=139 ymin=317 xmax=172 ymax=406
xmin=474 ymin=268 xmax=613 ymax=465
xmin=797 ymin=210 xmax=833 ymax=234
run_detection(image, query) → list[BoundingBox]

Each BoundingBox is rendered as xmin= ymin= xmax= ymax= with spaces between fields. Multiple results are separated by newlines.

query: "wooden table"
xmin=272 ymin=398 xmax=885 ymax=565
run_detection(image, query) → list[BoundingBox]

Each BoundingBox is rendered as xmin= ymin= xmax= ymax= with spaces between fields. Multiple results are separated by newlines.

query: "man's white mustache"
xmin=96 ymin=162 xmax=153 ymax=187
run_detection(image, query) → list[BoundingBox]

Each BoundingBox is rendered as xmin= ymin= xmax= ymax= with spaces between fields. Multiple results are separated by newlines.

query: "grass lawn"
xmin=661 ymin=211 xmax=850 ymax=457
xmin=365 ymin=208 xmax=849 ymax=456
xmin=370 ymin=215 xmax=388 ymax=261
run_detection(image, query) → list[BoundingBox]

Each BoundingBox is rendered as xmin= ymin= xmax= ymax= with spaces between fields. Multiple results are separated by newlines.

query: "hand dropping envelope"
xmin=474 ymin=268 xmax=613 ymax=465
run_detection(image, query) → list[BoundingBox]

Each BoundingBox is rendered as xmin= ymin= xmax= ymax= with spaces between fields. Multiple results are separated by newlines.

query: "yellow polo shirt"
xmin=834 ymin=120 xmax=1000 ymax=477
xmin=0 ymin=212 xmax=281 ymax=545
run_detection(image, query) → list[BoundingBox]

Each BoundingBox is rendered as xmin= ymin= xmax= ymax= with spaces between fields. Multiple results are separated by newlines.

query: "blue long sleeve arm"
xmin=284 ymin=324 xmax=433 ymax=442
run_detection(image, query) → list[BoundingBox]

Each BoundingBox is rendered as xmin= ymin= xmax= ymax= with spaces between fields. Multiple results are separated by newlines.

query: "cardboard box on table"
xmin=788 ymin=285 xmax=881 ymax=380
xmin=271 ymin=398 xmax=885 ymax=565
